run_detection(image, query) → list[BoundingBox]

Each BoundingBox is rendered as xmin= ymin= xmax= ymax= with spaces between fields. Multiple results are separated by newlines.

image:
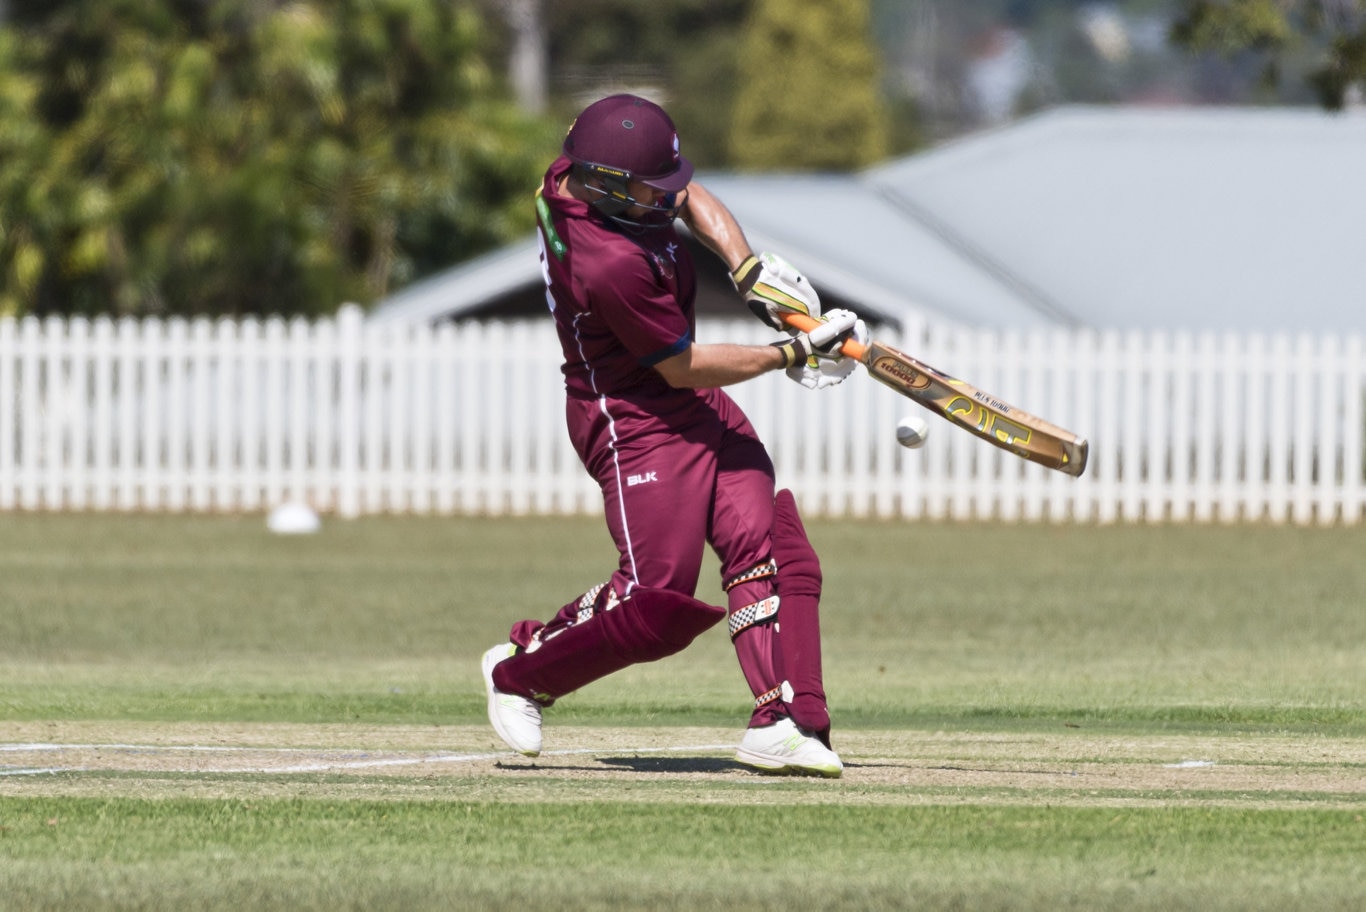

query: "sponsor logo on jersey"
xmin=650 ymin=249 xmax=676 ymax=281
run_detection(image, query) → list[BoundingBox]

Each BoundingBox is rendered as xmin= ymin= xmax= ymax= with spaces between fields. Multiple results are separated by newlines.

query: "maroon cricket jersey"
xmin=533 ymin=156 xmax=776 ymax=600
xmin=536 ymin=156 xmax=698 ymax=399
xmin=518 ymin=157 xmax=793 ymax=730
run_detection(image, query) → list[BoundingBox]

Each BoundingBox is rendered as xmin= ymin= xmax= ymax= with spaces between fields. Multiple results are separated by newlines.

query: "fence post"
xmin=335 ymin=305 xmax=364 ymax=518
xmin=1346 ymin=334 xmax=1366 ymax=525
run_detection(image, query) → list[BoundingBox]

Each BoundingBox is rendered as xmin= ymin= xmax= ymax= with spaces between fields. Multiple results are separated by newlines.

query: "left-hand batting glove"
xmin=731 ymin=252 xmax=821 ymax=330
xmin=770 ymin=308 xmax=866 ymax=368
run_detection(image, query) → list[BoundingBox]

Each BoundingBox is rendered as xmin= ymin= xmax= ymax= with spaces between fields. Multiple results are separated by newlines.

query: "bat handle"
xmin=777 ymin=312 xmax=869 ymax=361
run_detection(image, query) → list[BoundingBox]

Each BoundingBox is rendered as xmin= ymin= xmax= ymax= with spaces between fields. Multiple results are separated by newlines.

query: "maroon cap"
xmin=562 ymin=94 xmax=694 ymax=192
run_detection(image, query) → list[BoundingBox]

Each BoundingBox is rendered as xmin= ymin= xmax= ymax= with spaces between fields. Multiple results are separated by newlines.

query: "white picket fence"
xmin=1 ymin=306 xmax=1363 ymax=524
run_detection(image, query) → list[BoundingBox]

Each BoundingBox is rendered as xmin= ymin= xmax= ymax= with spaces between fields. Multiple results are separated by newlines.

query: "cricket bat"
xmin=781 ymin=313 xmax=1089 ymax=477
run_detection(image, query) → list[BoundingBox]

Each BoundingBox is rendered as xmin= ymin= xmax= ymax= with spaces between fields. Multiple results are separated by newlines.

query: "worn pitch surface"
xmin=5 ymin=722 xmax=1363 ymax=809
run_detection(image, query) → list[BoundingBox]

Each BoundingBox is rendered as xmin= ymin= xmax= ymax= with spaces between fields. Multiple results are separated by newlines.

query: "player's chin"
xmin=631 ymin=201 xmax=681 ymax=227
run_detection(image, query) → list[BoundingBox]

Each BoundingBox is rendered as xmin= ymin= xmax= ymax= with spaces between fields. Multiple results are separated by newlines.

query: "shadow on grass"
xmin=597 ymin=755 xmax=744 ymax=774
xmin=492 ymin=755 xmax=741 ymax=775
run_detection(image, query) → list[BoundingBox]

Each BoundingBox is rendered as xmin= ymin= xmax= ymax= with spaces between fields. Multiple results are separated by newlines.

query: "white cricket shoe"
xmin=481 ymin=643 xmax=542 ymax=756
xmin=735 ymin=717 xmax=843 ymax=778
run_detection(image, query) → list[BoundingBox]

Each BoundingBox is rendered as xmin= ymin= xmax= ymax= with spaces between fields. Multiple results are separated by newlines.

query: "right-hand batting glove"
xmin=786 ymin=356 xmax=857 ymax=390
xmin=770 ymin=308 xmax=865 ymax=369
xmin=731 ymin=252 xmax=822 ymax=330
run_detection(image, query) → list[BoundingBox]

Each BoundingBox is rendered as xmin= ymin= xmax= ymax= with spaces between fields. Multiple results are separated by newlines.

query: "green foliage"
xmin=542 ymin=0 xmax=749 ymax=168
xmin=730 ymin=0 xmax=889 ymax=171
xmin=1172 ymin=0 xmax=1366 ymax=109
xmin=0 ymin=0 xmax=560 ymax=317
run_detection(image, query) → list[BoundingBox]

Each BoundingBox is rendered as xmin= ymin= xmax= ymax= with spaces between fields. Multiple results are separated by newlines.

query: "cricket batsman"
xmin=481 ymin=94 xmax=867 ymax=777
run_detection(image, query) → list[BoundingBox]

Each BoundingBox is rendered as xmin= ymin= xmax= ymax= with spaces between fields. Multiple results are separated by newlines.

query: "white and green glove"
xmin=771 ymin=308 xmax=869 ymax=390
xmin=788 ymin=357 xmax=857 ymax=390
xmin=731 ymin=252 xmax=821 ymax=330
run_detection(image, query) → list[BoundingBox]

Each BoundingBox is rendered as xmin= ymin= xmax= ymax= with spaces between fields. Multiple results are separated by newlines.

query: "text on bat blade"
xmin=872 ymin=354 xmax=932 ymax=391
xmin=974 ymin=391 xmax=1013 ymax=413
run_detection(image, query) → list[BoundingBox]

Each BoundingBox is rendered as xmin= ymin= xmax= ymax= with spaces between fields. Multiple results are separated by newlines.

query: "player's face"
xmin=624 ymin=179 xmax=670 ymax=217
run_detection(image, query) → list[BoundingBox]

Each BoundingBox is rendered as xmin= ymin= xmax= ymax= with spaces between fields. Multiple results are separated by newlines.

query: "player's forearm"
xmin=679 ymin=183 xmax=752 ymax=272
xmin=654 ymin=342 xmax=785 ymax=389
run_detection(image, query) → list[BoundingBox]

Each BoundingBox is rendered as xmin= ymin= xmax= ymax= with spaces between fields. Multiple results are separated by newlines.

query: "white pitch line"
xmin=1 ymin=742 xmax=738 ymax=776
xmin=1 ymin=743 xmax=323 ymax=754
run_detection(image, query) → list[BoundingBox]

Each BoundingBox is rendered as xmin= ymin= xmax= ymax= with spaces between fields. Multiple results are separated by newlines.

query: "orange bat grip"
xmin=777 ymin=311 xmax=869 ymax=362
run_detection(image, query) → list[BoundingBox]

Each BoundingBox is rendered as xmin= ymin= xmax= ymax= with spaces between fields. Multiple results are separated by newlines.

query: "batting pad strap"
xmin=754 ymin=685 xmax=783 ymax=710
xmin=575 ymin=583 xmax=606 ymax=623
xmin=723 ymin=559 xmax=777 ymax=592
xmin=727 ymin=595 xmax=780 ymax=639
xmin=573 ymin=582 xmax=620 ymax=624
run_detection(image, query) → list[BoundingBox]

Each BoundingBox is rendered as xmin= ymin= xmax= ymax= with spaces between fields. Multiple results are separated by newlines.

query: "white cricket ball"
xmin=895 ymin=415 xmax=930 ymax=449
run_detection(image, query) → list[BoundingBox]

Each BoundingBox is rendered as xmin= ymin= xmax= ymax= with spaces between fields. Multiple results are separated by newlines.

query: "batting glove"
xmin=731 ymin=252 xmax=822 ymax=330
xmin=771 ymin=308 xmax=866 ymax=368
xmin=786 ymin=357 xmax=857 ymax=390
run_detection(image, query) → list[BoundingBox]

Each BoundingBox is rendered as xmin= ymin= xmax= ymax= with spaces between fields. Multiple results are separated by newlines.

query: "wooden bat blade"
xmin=863 ymin=341 xmax=1088 ymax=477
xmin=774 ymin=312 xmax=1087 ymax=476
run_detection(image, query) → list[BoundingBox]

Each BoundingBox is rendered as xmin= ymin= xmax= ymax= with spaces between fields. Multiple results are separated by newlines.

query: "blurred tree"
xmin=1172 ymin=0 xmax=1366 ymax=109
xmin=730 ymin=0 xmax=889 ymax=170
xmin=0 ymin=0 xmax=559 ymax=317
xmin=539 ymin=0 xmax=749 ymax=168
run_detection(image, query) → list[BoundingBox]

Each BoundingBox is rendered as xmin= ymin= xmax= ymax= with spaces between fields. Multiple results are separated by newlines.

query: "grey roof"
xmin=368 ymin=237 xmax=542 ymax=327
xmin=687 ymin=173 xmax=1058 ymax=329
xmin=870 ymin=105 xmax=1366 ymax=333
xmin=371 ymin=105 xmax=1366 ymax=333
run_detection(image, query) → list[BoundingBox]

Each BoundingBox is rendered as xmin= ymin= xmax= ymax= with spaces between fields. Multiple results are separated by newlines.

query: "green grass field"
xmin=2 ymin=513 xmax=1365 ymax=911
